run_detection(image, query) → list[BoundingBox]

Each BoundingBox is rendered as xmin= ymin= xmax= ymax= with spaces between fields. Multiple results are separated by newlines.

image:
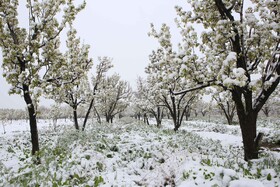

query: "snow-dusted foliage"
xmin=0 ymin=119 xmax=279 ymax=186
xmin=95 ymin=74 xmax=132 ymax=123
xmin=150 ymin=0 xmax=280 ymax=161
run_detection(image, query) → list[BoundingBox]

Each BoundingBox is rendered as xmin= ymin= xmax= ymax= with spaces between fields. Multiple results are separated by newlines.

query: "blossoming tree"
xmin=0 ymin=0 xmax=85 ymax=155
xmin=151 ymin=0 xmax=279 ymax=160
xmin=46 ymin=26 xmax=92 ymax=130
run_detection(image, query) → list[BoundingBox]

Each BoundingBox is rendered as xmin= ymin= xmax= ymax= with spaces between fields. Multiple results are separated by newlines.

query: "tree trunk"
xmin=53 ymin=119 xmax=57 ymax=132
xmin=105 ymin=114 xmax=110 ymax=123
xmin=232 ymin=88 xmax=259 ymax=161
xmin=156 ymin=107 xmax=163 ymax=128
xmin=82 ymin=99 xmax=94 ymax=131
xmin=171 ymin=112 xmax=181 ymax=131
xmin=143 ymin=113 xmax=150 ymax=125
xmin=262 ymin=107 xmax=270 ymax=117
xmin=73 ymin=109 xmax=79 ymax=130
xmin=174 ymin=121 xmax=180 ymax=131
xmin=155 ymin=118 xmax=161 ymax=128
xmin=2 ymin=121 xmax=6 ymax=134
xmin=93 ymin=106 xmax=101 ymax=124
xmin=226 ymin=115 xmax=233 ymax=126
xmin=185 ymin=107 xmax=190 ymax=121
xmin=23 ymin=85 xmax=40 ymax=157
xmin=155 ymin=109 xmax=162 ymax=128
xmin=238 ymin=111 xmax=258 ymax=161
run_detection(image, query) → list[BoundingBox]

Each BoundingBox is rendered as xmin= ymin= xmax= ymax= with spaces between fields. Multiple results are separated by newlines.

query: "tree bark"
xmin=185 ymin=107 xmax=191 ymax=121
xmin=261 ymin=106 xmax=270 ymax=117
xmin=105 ymin=114 xmax=110 ymax=123
xmin=82 ymin=98 xmax=94 ymax=131
xmin=23 ymin=84 xmax=40 ymax=157
xmin=156 ymin=107 xmax=163 ymax=128
xmin=225 ymin=115 xmax=233 ymax=126
xmin=238 ymin=111 xmax=258 ymax=161
xmin=73 ymin=109 xmax=79 ymax=130
xmin=143 ymin=113 xmax=149 ymax=125
xmin=232 ymin=89 xmax=259 ymax=161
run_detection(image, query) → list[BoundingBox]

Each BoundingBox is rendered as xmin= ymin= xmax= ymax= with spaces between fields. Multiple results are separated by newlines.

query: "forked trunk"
xmin=231 ymin=88 xmax=260 ymax=161
xmin=225 ymin=114 xmax=233 ymax=126
xmin=156 ymin=118 xmax=161 ymax=128
xmin=156 ymin=106 xmax=163 ymax=128
xmin=144 ymin=113 xmax=149 ymax=125
xmin=174 ymin=122 xmax=180 ymax=131
xmin=94 ymin=106 xmax=101 ymax=124
xmin=170 ymin=109 xmax=183 ymax=131
xmin=106 ymin=114 xmax=112 ymax=123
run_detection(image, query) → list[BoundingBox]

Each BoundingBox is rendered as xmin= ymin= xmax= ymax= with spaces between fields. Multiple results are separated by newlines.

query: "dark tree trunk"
xmin=226 ymin=115 xmax=233 ymax=126
xmin=23 ymin=84 xmax=40 ymax=157
xmin=185 ymin=107 xmax=191 ymax=121
xmin=157 ymin=107 xmax=163 ymax=128
xmin=163 ymin=94 xmax=194 ymax=131
xmin=201 ymin=110 xmax=207 ymax=117
xmin=73 ymin=109 xmax=79 ymax=130
xmin=82 ymin=98 xmax=94 ymax=131
xmin=261 ymin=106 xmax=270 ymax=117
xmin=153 ymin=106 xmax=163 ymax=128
xmin=93 ymin=106 xmax=101 ymax=124
xmin=143 ymin=113 xmax=149 ymax=125
xmin=173 ymin=120 xmax=180 ymax=131
xmin=194 ymin=110 xmax=198 ymax=117
xmin=232 ymin=89 xmax=259 ymax=161
xmin=53 ymin=119 xmax=57 ymax=132
xmin=105 ymin=114 xmax=112 ymax=123
xmin=222 ymin=104 xmax=235 ymax=126
xmin=146 ymin=118 xmax=150 ymax=126
xmin=137 ymin=113 xmax=141 ymax=120
xmin=155 ymin=118 xmax=161 ymax=127
xmin=238 ymin=111 xmax=258 ymax=161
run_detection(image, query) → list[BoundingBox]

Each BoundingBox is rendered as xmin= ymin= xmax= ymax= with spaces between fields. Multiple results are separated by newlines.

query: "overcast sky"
xmin=0 ymin=0 xmax=187 ymax=109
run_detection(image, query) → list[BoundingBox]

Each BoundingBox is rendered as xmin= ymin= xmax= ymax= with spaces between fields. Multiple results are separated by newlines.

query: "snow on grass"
xmin=0 ymin=118 xmax=279 ymax=186
xmin=195 ymin=132 xmax=242 ymax=146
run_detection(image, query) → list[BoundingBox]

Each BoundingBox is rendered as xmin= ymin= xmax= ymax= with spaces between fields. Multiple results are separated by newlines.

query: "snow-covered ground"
xmin=0 ymin=118 xmax=279 ymax=186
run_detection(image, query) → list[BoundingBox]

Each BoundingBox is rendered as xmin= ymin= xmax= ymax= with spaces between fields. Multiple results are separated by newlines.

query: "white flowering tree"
xmin=261 ymin=87 xmax=280 ymax=117
xmin=151 ymin=0 xmax=279 ymax=160
xmin=95 ymin=74 xmax=131 ymax=123
xmin=49 ymin=104 xmax=62 ymax=131
xmin=135 ymin=77 xmax=164 ymax=127
xmin=146 ymin=39 xmax=197 ymax=131
xmin=0 ymin=0 xmax=85 ymax=156
xmin=82 ymin=56 xmax=113 ymax=131
xmin=212 ymin=90 xmax=236 ymax=125
xmin=46 ymin=26 xmax=92 ymax=130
